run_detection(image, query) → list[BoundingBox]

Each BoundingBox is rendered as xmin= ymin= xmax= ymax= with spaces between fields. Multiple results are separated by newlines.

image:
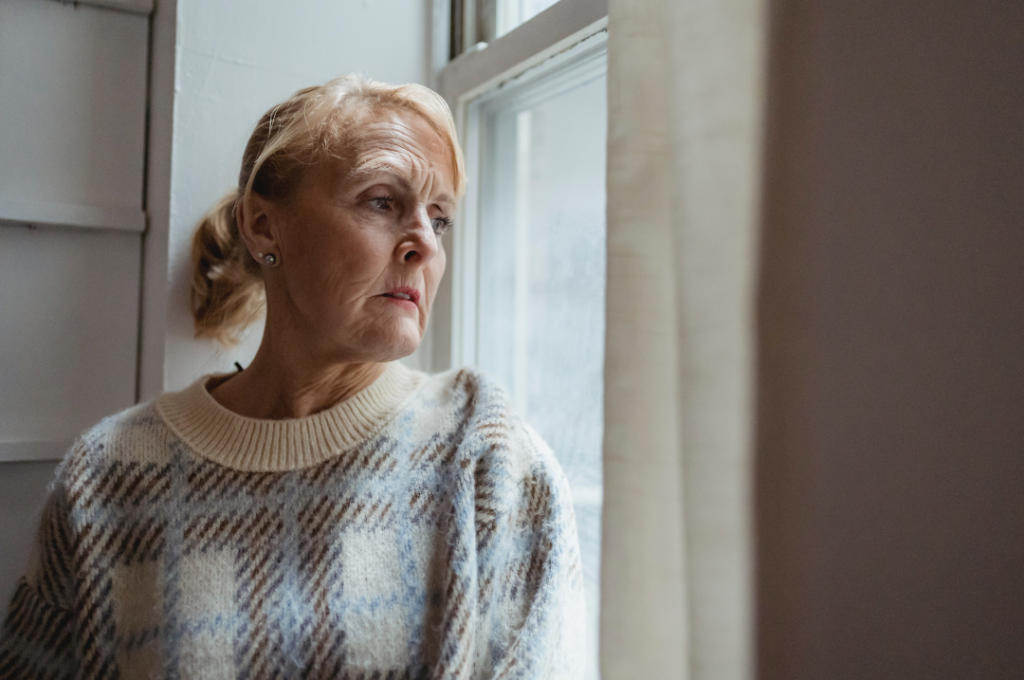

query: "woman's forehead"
xmin=342 ymin=111 xmax=453 ymax=191
xmin=350 ymin=110 xmax=446 ymax=161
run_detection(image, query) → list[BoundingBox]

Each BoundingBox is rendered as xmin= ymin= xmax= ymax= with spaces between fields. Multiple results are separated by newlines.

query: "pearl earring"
xmin=262 ymin=253 xmax=277 ymax=265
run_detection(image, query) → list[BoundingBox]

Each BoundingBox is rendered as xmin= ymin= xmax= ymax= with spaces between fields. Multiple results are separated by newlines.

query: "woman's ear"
xmin=236 ymin=193 xmax=280 ymax=265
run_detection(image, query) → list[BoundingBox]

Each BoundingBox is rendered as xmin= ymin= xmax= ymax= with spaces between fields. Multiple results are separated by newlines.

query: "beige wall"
xmin=757 ymin=0 xmax=1024 ymax=678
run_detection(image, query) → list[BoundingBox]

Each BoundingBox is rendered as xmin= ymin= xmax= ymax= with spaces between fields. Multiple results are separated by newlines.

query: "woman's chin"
xmin=361 ymin=324 xmax=422 ymax=363
xmin=310 ymin=317 xmax=424 ymax=364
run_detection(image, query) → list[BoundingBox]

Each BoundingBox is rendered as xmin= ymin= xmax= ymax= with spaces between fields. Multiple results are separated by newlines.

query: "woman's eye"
xmin=432 ymin=216 xmax=453 ymax=235
xmin=369 ymin=195 xmax=395 ymax=212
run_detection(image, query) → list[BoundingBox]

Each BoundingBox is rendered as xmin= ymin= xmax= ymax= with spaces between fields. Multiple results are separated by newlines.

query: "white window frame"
xmin=427 ymin=0 xmax=607 ymax=372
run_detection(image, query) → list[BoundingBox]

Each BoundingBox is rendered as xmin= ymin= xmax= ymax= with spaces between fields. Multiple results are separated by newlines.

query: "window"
xmin=434 ymin=1 xmax=607 ymax=676
xmin=470 ymin=35 xmax=606 ymax=678
xmin=450 ymin=0 xmax=562 ymax=55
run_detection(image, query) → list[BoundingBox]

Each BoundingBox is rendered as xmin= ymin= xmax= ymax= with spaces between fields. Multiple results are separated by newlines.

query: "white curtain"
xmin=600 ymin=0 xmax=767 ymax=677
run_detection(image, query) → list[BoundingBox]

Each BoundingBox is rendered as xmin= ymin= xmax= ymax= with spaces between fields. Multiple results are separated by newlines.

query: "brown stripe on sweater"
xmin=296 ymin=503 xmax=348 ymax=677
xmin=229 ymin=510 xmax=284 ymax=663
xmin=298 ymin=444 xmax=362 ymax=485
xmin=65 ymin=456 xmax=110 ymax=510
xmin=411 ymin=431 xmax=461 ymax=470
xmin=338 ymin=442 xmax=395 ymax=478
xmin=109 ymin=516 xmax=166 ymax=565
xmin=409 ymin=435 xmax=440 ymax=465
xmin=39 ymin=607 xmax=76 ymax=661
xmin=182 ymin=514 xmax=238 ymax=554
xmin=372 ymin=449 xmax=399 ymax=474
xmin=233 ymin=513 xmax=287 ymax=677
xmin=296 ymin=495 xmax=333 ymax=538
xmin=187 ymin=462 xmax=287 ymax=503
xmin=476 ymin=414 xmax=511 ymax=437
xmin=520 ymin=475 xmax=552 ymax=531
xmin=34 ymin=498 xmax=74 ymax=606
xmin=1 ymin=582 xmax=68 ymax=646
xmin=104 ymin=462 xmax=173 ymax=508
xmin=449 ymin=369 xmax=479 ymax=407
xmin=184 ymin=461 xmax=231 ymax=503
xmin=409 ymin=488 xmax=448 ymax=526
xmin=434 ymin=540 xmax=475 ymax=680
xmin=524 ymin=534 xmax=555 ymax=603
xmin=477 ymin=573 xmax=494 ymax=607
xmin=473 ymin=456 xmax=502 ymax=551
xmin=74 ymin=568 xmax=116 ymax=679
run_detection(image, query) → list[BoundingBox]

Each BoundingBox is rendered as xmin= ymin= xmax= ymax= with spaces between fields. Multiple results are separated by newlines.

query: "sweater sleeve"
xmin=472 ymin=420 xmax=587 ymax=680
xmin=0 ymin=487 xmax=79 ymax=680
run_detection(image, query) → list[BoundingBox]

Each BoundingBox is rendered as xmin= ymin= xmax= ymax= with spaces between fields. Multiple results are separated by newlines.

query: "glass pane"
xmin=495 ymin=0 xmax=560 ymax=37
xmin=464 ymin=0 xmax=562 ymax=48
xmin=473 ymin=45 xmax=606 ymax=679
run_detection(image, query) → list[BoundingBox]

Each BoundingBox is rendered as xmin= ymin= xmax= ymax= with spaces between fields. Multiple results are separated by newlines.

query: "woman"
xmin=0 ymin=75 xmax=584 ymax=679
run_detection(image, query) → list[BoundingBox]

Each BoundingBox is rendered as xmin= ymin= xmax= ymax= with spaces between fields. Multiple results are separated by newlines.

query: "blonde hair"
xmin=190 ymin=74 xmax=466 ymax=345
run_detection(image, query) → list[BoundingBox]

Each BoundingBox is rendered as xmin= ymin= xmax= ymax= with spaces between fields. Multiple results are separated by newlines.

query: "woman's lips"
xmin=381 ymin=286 xmax=420 ymax=310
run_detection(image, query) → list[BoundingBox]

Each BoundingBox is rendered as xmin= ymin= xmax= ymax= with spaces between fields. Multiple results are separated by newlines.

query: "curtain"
xmin=600 ymin=0 xmax=767 ymax=677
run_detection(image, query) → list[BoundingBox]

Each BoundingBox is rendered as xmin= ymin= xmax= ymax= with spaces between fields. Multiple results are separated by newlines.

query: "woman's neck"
xmin=209 ymin=339 xmax=388 ymax=420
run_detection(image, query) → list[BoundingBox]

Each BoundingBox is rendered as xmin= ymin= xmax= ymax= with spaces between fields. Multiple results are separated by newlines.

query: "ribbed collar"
xmin=156 ymin=362 xmax=426 ymax=472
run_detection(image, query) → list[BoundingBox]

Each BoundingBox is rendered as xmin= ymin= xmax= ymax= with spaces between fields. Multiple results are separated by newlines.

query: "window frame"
xmin=427 ymin=0 xmax=608 ymax=372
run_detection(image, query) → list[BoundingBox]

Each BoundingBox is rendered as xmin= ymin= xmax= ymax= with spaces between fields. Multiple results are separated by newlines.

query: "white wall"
xmin=0 ymin=0 xmax=149 ymax=458
xmin=145 ymin=0 xmax=431 ymax=396
xmin=0 ymin=0 xmax=150 ymax=611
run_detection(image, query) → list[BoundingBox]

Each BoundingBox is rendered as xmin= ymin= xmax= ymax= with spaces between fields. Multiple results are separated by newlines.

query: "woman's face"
xmin=260 ymin=109 xmax=455 ymax=363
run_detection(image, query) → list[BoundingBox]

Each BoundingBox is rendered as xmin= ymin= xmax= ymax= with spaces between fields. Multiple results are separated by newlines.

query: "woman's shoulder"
xmin=412 ymin=363 xmax=501 ymax=401
xmin=413 ymin=365 xmax=523 ymax=443
xmin=54 ymin=399 xmax=178 ymax=487
xmin=414 ymin=365 xmax=569 ymax=489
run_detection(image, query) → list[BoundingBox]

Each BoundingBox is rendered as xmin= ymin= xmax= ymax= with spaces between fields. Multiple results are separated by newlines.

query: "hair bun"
xmin=190 ymin=192 xmax=265 ymax=345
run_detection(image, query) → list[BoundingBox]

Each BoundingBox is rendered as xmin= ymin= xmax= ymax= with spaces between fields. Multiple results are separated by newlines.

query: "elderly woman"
xmin=0 ymin=76 xmax=584 ymax=679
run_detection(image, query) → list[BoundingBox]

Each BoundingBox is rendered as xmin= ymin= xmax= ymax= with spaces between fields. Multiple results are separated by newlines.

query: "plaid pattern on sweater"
xmin=0 ymin=365 xmax=585 ymax=679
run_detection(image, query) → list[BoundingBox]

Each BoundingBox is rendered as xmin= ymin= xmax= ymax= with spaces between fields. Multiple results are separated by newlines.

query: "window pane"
xmin=473 ymin=45 xmax=606 ymax=678
xmin=463 ymin=0 xmax=562 ymax=48
xmin=495 ymin=0 xmax=560 ymax=37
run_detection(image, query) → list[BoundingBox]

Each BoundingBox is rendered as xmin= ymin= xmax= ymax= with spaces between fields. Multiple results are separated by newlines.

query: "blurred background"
xmin=0 ymin=0 xmax=1021 ymax=678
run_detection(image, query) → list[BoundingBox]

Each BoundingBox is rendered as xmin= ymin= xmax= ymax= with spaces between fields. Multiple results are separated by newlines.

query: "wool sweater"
xmin=0 ymin=363 xmax=585 ymax=679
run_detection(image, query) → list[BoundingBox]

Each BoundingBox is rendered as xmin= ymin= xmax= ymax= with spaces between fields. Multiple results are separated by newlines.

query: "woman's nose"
xmin=397 ymin=206 xmax=440 ymax=264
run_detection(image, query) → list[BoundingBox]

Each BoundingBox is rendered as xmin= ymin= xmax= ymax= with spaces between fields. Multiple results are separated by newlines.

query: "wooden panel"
xmin=0 ymin=224 xmax=140 ymax=454
xmin=0 ymin=0 xmax=149 ymax=219
xmin=0 ymin=198 xmax=145 ymax=233
xmin=0 ymin=441 xmax=71 ymax=463
xmin=79 ymin=0 xmax=154 ymax=15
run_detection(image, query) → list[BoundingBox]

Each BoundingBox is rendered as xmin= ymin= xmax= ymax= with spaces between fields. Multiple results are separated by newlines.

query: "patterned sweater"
xmin=0 ymin=363 xmax=585 ymax=679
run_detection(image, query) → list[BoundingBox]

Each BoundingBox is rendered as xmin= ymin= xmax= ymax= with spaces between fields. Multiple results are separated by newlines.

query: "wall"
xmin=143 ymin=0 xmax=431 ymax=397
xmin=757 ymin=1 xmax=1024 ymax=678
xmin=0 ymin=462 xmax=56 ymax=613
xmin=0 ymin=0 xmax=150 ymax=611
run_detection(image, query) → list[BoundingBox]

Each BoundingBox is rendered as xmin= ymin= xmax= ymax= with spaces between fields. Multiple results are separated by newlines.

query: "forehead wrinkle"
xmin=347 ymin=160 xmax=413 ymax=191
xmin=344 ymin=117 xmax=454 ymax=205
xmin=348 ymin=119 xmax=425 ymax=160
